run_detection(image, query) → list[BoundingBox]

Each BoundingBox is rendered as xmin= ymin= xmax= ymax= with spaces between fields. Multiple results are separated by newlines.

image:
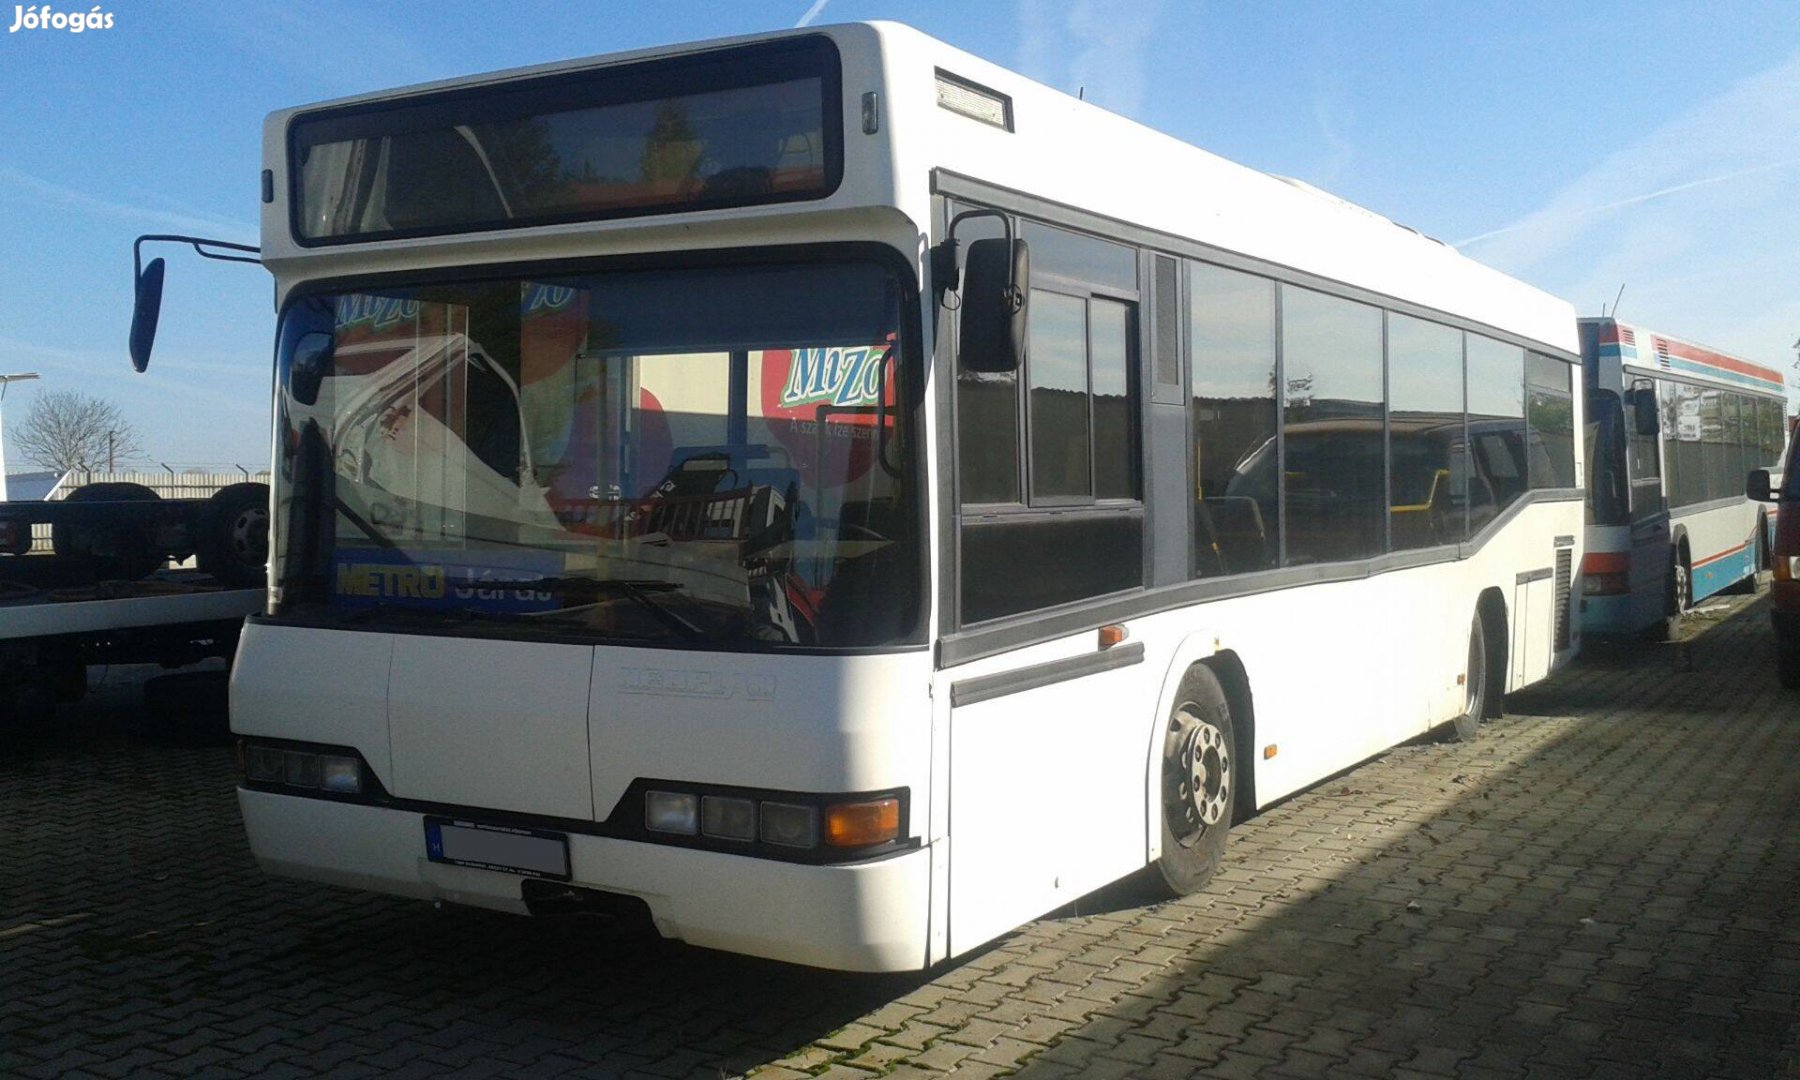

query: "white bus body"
xmin=1577 ymin=318 xmax=1785 ymax=637
xmin=234 ymin=22 xmax=1583 ymax=971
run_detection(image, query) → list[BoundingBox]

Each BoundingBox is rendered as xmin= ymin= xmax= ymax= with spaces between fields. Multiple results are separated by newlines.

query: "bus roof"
xmin=1580 ymin=317 xmax=1784 ymax=396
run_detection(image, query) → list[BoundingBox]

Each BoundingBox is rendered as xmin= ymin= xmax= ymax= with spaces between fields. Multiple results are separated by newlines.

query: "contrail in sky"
xmin=795 ymin=0 xmax=829 ymax=27
xmin=1456 ymin=161 xmax=1797 ymax=249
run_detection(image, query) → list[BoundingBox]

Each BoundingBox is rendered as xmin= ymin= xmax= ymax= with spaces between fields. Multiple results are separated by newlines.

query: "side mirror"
xmin=129 ymin=256 xmax=166 ymax=372
xmin=1627 ymin=386 xmax=1658 ymax=437
xmin=958 ymin=238 xmax=1029 ymax=374
xmin=1748 ymin=468 xmax=1774 ymax=502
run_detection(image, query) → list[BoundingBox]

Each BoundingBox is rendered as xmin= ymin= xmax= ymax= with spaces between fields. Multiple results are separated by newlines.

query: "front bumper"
xmin=239 ymin=788 xmax=932 ymax=972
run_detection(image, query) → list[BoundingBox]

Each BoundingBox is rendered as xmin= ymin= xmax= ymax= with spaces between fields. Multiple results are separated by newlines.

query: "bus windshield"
xmin=271 ymin=258 xmax=921 ymax=650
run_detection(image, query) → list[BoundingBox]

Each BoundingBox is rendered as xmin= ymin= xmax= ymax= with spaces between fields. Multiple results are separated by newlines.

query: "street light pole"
xmin=0 ymin=372 xmax=43 ymax=503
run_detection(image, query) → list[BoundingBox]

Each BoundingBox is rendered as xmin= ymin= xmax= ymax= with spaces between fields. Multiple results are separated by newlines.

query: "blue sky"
xmin=2 ymin=0 xmax=1797 ymax=469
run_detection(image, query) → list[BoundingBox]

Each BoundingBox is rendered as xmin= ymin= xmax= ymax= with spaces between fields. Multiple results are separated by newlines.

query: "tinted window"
xmin=958 ymin=367 xmax=1019 ymax=504
xmin=1663 ymin=380 xmax=1706 ymax=508
xmin=1388 ymin=314 xmax=1465 ymax=550
xmin=953 ymin=213 xmax=1143 ymax=625
xmin=1091 ymin=299 xmax=1136 ymax=500
xmin=1526 ymin=354 xmax=1576 ymax=490
xmin=1021 ymin=221 xmax=1137 ymax=292
xmin=1281 ymin=287 xmax=1384 ymax=562
xmin=292 ymin=38 xmax=840 ymax=243
xmin=1701 ymin=390 xmax=1728 ymax=503
xmin=961 ymin=512 xmax=1143 ymax=623
xmin=1466 ymin=336 xmax=1526 ymax=533
xmin=1191 ymin=262 xmax=1279 ymax=576
xmin=1028 ymin=292 xmax=1092 ymax=500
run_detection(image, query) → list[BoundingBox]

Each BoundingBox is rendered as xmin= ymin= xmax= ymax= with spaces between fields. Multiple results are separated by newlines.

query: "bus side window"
xmin=1189 ymin=261 xmax=1278 ymax=576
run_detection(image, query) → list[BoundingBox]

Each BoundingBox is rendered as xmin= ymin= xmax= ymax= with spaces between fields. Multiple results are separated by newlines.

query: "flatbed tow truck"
xmin=0 ymin=558 xmax=264 ymax=726
xmin=0 ymin=478 xmax=268 ymax=726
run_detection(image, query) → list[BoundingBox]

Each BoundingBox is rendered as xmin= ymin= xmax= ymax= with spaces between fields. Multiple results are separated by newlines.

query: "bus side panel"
xmin=943 ymin=644 xmax=1152 ymax=957
xmin=1682 ymin=503 xmax=1760 ymax=602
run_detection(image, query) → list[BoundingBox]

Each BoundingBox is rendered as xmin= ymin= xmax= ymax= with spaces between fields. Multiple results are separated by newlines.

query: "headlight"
xmin=282 ymin=751 xmax=323 ymax=789
xmin=246 ymin=745 xmax=286 ymax=783
xmin=319 ymin=755 xmax=363 ymax=794
xmin=701 ymin=796 xmax=756 ymax=842
xmin=644 ymin=790 xmax=699 ymax=835
xmin=759 ymin=803 xmax=818 ymax=848
xmin=242 ymin=741 xmax=369 ymax=797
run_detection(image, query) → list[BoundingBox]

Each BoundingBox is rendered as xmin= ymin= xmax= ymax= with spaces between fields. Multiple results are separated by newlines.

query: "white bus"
xmin=219 ymin=22 xmax=1583 ymax=971
xmin=1578 ymin=318 xmax=1786 ymax=637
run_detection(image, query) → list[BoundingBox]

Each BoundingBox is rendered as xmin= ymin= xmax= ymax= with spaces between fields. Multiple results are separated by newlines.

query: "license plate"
xmin=424 ymin=818 xmax=570 ymax=880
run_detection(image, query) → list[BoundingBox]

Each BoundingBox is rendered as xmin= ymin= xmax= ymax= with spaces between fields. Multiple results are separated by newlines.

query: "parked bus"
xmin=162 ymin=23 xmax=1584 ymax=971
xmin=1578 ymin=318 xmax=1786 ymax=638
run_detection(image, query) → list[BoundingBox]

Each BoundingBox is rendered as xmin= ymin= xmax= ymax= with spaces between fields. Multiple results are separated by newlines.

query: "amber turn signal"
xmin=1098 ymin=624 xmax=1128 ymax=649
xmin=824 ymin=798 xmax=900 ymax=847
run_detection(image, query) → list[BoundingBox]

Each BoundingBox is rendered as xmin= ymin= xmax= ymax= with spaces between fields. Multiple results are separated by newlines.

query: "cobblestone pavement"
xmin=3 ymin=595 xmax=1797 ymax=1080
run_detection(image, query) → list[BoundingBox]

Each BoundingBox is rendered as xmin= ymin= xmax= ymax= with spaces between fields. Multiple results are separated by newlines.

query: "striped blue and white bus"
xmin=1579 ymin=318 xmax=1786 ymax=637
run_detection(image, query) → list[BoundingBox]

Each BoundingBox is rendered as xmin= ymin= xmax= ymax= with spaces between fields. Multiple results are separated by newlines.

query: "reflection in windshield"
xmin=273 ymin=261 xmax=919 ymax=650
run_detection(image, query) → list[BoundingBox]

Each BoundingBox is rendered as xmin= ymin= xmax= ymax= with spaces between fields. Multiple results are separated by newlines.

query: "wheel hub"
xmin=230 ymin=508 xmax=269 ymax=563
xmin=1165 ymin=706 xmax=1231 ymax=844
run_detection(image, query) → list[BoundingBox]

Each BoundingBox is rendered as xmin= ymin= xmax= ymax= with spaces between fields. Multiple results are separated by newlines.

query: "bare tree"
xmin=13 ymin=389 xmax=144 ymax=473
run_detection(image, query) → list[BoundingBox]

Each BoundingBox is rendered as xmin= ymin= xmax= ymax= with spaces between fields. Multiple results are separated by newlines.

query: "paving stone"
xmin=5 ymin=595 xmax=1798 ymax=1080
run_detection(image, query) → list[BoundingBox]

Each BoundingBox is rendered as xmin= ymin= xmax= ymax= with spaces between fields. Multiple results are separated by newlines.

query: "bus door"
xmin=1623 ymin=379 xmax=1670 ymax=622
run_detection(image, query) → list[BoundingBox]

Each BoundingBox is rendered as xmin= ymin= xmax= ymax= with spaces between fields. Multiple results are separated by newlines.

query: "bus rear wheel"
xmin=1154 ymin=665 xmax=1236 ymax=896
xmin=1452 ymin=611 xmax=1487 ymax=742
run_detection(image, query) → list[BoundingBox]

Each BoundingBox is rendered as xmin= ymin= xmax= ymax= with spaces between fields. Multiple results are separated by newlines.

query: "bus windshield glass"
xmin=272 ymin=258 xmax=920 ymax=650
xmin=290 ymin=37 xmax=840 ymax=243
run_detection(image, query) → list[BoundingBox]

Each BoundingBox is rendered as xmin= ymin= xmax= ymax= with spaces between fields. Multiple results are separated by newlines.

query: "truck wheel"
xmin=1154 ymin=664 xmax=1236 ymax=896
xmin=197 ymin=483 xmax=270 ymax=587
xmin=50 ymin=482 xmax=164 ymax=581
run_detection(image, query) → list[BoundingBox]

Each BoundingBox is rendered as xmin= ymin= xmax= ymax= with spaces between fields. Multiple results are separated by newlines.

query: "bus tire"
xmin=50 ymin=482 xmax=163 ymax=581
xmin=197 ymin=483 xmax=270 ymax=587
xmin=1451 ymin=611 xmax=1487 ymax=742
xmin=1154 ymin=664 xmax=1236 ymax=896
xmin=1652 ymin=545 xmax=1691 ymax=641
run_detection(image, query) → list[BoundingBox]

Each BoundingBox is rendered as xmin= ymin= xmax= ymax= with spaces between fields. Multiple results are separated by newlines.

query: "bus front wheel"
xmin=1154 ymin=664 xmax=1236 ymax=896
xmin=1651 ymin=546 xmax=1692 ymax=642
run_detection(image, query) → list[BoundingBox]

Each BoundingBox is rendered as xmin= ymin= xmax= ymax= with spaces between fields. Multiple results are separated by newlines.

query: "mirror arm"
xmin=936 ymin=208 xmax=1015 ymax=301
xmin=134 ymin=233 xmax=261 ymax=277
